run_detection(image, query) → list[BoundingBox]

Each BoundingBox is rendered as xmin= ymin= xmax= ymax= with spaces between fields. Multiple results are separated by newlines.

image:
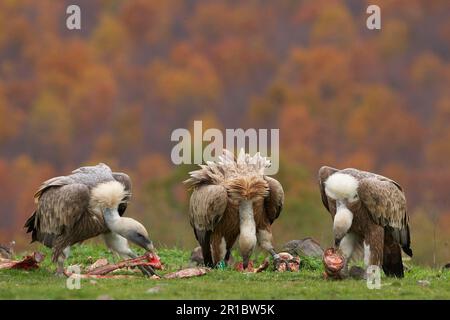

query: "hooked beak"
xmin=146 ymin=241 xmax=156 ymax=254
xmin=334 ymin=238 xmax=341 ymax=248
xmin=129 ymin=233 xmax=156 ymax=254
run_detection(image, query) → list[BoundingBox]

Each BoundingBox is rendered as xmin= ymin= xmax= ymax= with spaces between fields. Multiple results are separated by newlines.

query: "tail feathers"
xmin=402 ymin=225 xmax=413 ymax=257
xmin=390 ymin=226 xmax=413 ymax=257
xmin=383 ymin=245 xmax=405 ymax=278
xmin=383 ymin=231 xmax=405 ymax=278
xmin=383 ymin=259 xmax=404 ymax=278
xmin=402 ymin=246 xmax=413 ymax=257
xmin=24 ymin=211 xmax=55 ymax=246
xmin=24 ymin=212 xmax=38 ymax=243
xmin=24 ymin=212 xmax=36 ymax=232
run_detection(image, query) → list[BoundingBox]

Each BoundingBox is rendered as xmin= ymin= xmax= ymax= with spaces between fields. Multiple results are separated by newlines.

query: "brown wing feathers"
xmin=264 ymin=176 xmax=284 ymax=224
xmin=358 ymin=177 xmax=412 ymax=257
xmin=188 ymin=184 xmax=228 ymax=266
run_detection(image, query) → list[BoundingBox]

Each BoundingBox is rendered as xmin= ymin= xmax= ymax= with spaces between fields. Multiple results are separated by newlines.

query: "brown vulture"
xmin=184 ymin=149 xmax=284 ymax=270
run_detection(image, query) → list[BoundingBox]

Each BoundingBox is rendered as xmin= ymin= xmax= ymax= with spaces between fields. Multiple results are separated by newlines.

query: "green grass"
xmin=0 ymin=245 xmax=449 ymax=300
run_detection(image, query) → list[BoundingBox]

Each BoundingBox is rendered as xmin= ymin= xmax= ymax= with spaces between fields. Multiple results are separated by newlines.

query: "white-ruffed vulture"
xmin=24 ymin=163 xmax=156 ymax=276
xmin=318 ymin=166 xmax=412 ymax=277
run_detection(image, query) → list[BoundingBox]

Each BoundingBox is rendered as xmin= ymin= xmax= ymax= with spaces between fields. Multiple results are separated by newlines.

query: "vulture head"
xmin=91 ymin=181 xmax=155 ymax=253
xmin=324 ymin=173 xmax=362 ymax=247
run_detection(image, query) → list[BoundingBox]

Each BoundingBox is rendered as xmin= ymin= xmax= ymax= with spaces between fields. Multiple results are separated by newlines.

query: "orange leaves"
xmin=279 ymin=46 xmax=353 ymax=103
xmin=377 ymin=20 xmax=410 ymax=58
xmin=148 ymin=44 xmax=222 ymax=109
xmin=310 ymin=2 xmax=356 ymax=47
xmin=410 ymin=52 xmax=447 ymax=88
xmin=120 ymin=0 xmax=180 ymax=44
xmin=0 ymin=156 xmax=55 ymax=238
xmin=279 ymin=105 xmax=318 ymax=165
xmin=0 ymin=87 xmax=24 ymax=143
xmin=1 ymin=0 xmax=450 ymax=256
xmin=29 ymin=91 xmax=73 ymax=149
xmin=188 ymin=2 xmax=271 ymax=43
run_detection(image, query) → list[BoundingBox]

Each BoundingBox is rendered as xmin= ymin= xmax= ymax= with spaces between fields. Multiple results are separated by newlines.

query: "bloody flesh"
xmin=322 ymin=248 xmax=345 ymax=279
xmin=87 ymin=252 xmax=162 ymax=275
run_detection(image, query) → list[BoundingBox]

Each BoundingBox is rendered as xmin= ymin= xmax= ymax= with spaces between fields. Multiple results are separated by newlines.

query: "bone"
xmin=85 ymin=258 xmax=109 ymax=273
xmin=274 ymin=252 xmax=301 ymax=272
xmin=86 ymin=252 xmax=162 ymax=275
xmin=163 ymin=267 xmax=210 ymax=279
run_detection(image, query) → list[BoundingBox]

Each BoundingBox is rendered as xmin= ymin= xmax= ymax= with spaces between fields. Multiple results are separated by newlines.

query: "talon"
xmin=138 ymin=264 xmax=159 ymax=277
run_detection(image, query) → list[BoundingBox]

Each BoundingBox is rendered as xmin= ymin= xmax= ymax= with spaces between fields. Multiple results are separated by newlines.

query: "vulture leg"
xmin=211 ymin=234 xmax=227 ymax=266
xmin=364 ymin=226 xmax=384 ymax=268
xmin=224 ymin=249 xmax=232 ymax=264
xmin=195 ymin=230 xmax=214 ymax=267
xmin=103 ymin=232 xmax=157 ymax=277
xmin=256 ymin=228 xmax=289 ymax=270
xmin=382 ymin=230 xmax=404 ymax=278
xmin=223 ymin=234 xmax=238 ymax=266
xmin=338 ymin=233 xmax=358 ymax=276
xmin=242 ymin=253 xmax=251 ymax=270
xmin=55 ymin=246 xmax=71 ymax=276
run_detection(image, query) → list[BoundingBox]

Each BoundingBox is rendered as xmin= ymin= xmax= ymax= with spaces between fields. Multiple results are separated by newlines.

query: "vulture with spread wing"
xmin=184 ymin=149 xmax=284 ymax=270
xmin=24 ymin=163 xmax=156 ymax=276
xmin=318 ymin=166 xmax=412 ymax=277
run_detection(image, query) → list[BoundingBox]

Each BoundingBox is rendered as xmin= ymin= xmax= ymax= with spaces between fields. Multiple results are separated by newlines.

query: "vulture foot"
xmin=137 ymin=264 xmax=159 ymax=277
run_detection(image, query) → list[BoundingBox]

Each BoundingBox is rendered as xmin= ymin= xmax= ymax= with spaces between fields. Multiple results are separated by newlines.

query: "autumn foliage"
xmin=0 ymin=0 xmax=449 ymax=265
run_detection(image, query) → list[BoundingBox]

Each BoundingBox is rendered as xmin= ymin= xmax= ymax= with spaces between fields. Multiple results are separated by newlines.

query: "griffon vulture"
xmin=184 ymin=149 xmax=284 ymax=269
xmin=24 ymin=163 xmax=156 ymax=276
xmin=318 ymin=166 xmax=412 ymax=277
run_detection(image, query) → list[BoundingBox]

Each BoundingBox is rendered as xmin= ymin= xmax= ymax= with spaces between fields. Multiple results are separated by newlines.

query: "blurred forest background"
xmin=0 ymin=0 xmax=449 ymax=266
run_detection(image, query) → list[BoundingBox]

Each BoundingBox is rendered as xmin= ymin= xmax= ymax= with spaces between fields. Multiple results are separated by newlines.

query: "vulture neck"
xmin=103 ymin=208 xmax=122 ymax=233
xmin=239 ymin=200 xmax=257 ymax=253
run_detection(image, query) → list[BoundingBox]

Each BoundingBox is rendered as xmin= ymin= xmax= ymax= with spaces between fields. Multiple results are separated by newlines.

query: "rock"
xmin=146 ymin=286 xmax=162 ymax=294
xmin=282 ymin=238 xmax=324 ymax=258
xmin=417 ymin=280 xmax=430 ymax=287
xmin=0 ymin=241 xmax=15 ymax=259
xmin=349 ymin=266 xmax=366 ymax=280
